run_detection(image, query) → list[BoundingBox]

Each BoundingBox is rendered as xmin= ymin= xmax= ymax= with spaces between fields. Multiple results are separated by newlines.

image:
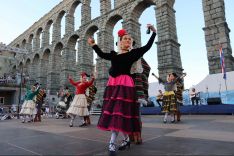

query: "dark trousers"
xmin=34 ymin=104 xmax=42 ymax=122
xmin=156 ymin=99 xmax=163 ymax=107
xmin=191 ymin=97 xmax=199 ymax=105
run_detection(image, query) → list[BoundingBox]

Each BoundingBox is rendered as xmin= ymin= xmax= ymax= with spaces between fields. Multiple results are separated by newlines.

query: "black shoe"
xmin=118 ymin=140 xmax=130 ymax=150
xmin=171 ymin=117 xmax=175 ymax=123
xmin=79 ymin=123 xmax=87 ymax=127
xmin=109 ymin=151 xmax=116 ymax=156
xmin=171 ymin=120 xmax=175 ymax=123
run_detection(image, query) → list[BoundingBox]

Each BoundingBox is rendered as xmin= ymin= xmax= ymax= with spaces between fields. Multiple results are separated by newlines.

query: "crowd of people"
xmin=0 ymin=73 xmax=17 ymax=84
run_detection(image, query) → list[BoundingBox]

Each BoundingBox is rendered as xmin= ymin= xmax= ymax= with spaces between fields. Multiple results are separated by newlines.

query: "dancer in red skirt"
xmin=88 ymin=24 xmax=156 ymax=155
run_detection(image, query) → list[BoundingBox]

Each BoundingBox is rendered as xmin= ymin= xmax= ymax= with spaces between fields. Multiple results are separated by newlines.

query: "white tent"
xmin=148 ymin=71 xmax=234 ymax=97
xmin=148 ymin=82 xmax=164 ymax=96
xmin=194 ymin=71 xmax=234 ymax=92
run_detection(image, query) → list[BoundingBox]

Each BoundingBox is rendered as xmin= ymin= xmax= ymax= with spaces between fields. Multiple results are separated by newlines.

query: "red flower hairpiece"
xmin=118 ymin=29 xmax=128 ymax=37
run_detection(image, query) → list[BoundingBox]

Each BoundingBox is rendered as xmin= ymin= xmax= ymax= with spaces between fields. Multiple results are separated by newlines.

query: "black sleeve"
xmin=92 ymin=45 xmax=114 ymax=60
xmin=129 ymin=32 xmax=156 ymax=61
xmin=158 ymin=77 xmax=165 ymax=84
xmin=173 ymin=77 xmax=181 ymax=84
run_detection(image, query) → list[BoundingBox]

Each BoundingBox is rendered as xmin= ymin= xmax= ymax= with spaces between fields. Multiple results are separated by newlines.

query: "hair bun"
xmin=81 ymin=72 xmax=90 ymax=78
xmin=81 ymin=72 xmax=87 ymax=77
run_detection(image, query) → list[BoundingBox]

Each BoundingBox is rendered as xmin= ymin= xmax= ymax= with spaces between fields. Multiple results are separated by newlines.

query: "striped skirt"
xmin=67 ymin=94 xmax=89 ymax=116
xmin=97 ymin=75 xmax=141 ymax=134
xmin=162 ymin=91 xmax=177 ymax=113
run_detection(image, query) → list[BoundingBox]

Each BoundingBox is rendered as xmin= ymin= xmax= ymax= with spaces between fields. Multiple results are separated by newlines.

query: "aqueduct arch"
xmin=9 ymin=0 xmax=233 ymax=103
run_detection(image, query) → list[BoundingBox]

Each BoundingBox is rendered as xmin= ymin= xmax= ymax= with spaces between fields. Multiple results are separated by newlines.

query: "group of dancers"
xmin=19 ymin=83 xmax=47 ymax=123
xmin=19 ymin=24 xmax=186 ymax=156
xmin=19 ymin=73 xmax=96 ymax=127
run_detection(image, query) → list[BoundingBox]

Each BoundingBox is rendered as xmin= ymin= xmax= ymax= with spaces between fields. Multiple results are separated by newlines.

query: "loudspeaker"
xmin=207 ymin=97 xmax=222 ymax=105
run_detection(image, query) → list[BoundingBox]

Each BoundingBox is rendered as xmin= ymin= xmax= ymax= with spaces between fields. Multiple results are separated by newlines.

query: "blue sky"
xmin=0 ymin=0 xmax=233 ymax=89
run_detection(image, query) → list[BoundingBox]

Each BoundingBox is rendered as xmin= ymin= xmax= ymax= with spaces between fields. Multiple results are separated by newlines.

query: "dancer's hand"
xmin=88 ymin=37 xmax=96 ymax=46
xmin=147 ymin=24 xmax=157 ymax=33
xmin=180 ymin=73 xmax=187 ymax=79
xmin=91 ymin=74 xmax=95 ymax=79
xmin=68 ymin=75 xmax=72 ymax=79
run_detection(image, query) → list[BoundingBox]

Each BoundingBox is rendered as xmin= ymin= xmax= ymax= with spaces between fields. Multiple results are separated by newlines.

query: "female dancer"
xmin=88 ymin=24 xmax=156 ymax=155
xmin=20 ymin=84 xmax=40 ymax=123
xmin=152 ymin=72 xmax=186 ymax=123
xmin=67 ymin=72 xmax=94 ymax=127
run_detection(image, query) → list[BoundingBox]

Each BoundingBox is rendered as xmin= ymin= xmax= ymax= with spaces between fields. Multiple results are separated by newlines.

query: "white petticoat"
xmin=20 ymin=100 xmax=36 ymax=115
xmin=66 ymin=94 xmax=89 ymax=116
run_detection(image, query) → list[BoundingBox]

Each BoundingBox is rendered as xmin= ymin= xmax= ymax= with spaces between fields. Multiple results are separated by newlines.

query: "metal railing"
xmin=0 ymin=79 xmax=19 ymax=87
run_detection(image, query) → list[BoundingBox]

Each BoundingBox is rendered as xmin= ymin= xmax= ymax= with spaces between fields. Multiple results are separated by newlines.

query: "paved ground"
xmin=0 ymin=115 xmax=234 ymax=155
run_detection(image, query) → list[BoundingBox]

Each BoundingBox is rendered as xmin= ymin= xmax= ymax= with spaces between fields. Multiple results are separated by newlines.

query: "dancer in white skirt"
xmin=67 ymin=72 xmax=95 ymax=127
xmin=20 ymin=85 xmax=40 ymax=123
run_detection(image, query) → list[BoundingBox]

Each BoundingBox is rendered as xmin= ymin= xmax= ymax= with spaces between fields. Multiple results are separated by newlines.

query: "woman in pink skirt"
xmin=88 ymin=24 xmax=156 ymax=155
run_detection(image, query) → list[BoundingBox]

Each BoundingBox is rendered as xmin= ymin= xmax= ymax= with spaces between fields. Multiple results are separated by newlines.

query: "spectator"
xmin=156 ymin=90 xmax=163 ymax=107
xmin=190 ymin=88 xmax=199 ymax=105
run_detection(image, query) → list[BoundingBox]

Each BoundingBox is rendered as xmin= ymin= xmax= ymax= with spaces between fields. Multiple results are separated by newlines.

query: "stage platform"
xmin=141 ymin=104 xmax=234 ymax=115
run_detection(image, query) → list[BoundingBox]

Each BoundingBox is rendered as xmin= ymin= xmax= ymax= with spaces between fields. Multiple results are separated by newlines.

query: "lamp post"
xmin=17 ymin=63 xmax=24 ymax=119
xmin=15 ymin=52 xmax=28 ymax=119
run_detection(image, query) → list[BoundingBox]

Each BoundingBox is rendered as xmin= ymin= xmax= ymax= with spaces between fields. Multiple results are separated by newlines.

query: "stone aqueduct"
xmin=9 ymin=0 xmax=234 ymax=101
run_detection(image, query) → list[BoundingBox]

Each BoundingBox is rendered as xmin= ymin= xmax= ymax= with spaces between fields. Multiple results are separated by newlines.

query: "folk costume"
xmin=67 ymin=72 xmax=94 ymax=127
xmin=174 ymin=77 xmax=184 ymax=122
xmin=158 ymin=73 xmax=186 ymax=123
xmin=34 ymin=88 xmax=46 ymax=122
xmin=56 ymin=88 xmax=72 ymax=119
xmin=157 ymin=76 xmax=177 ymax=123
xmin=130 ymin=58 xmax=151 ymax=144
xmin=91 ymin=29 xmax=156 ymax=153
xmin=20 ymin=85 xmax=40 ymax=123
xmin=64 ymin=88 xmax=73 ymax=110
xmin=85 ymin=84 xmax=97 ymax=125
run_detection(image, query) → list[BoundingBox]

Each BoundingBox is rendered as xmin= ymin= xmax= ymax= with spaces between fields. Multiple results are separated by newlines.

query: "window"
xmin=0 ymin=97 xmax=4 ymax=105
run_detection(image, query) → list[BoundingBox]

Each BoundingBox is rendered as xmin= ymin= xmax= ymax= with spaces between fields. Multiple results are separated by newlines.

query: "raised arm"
xmin=33 ymin=86 xmax=40 ymax=96
xmin=130 ymin=24 xmax=156 ymax=60
xmin=25 ymin=84 xmax=31 ymax=92
xmin=88 ymin=37 xmax=113 ymax=60
xmin=152 ymin=73 xmax=165 ymax=84
xmin=85 ymin=75 xmax=95 ymax=87
xmin=174 ymin=73 xmax=187 ymax=83
xmin=68 ymin=75 xmax=79 ymax=86
xmin=180 ymin=73 xmax=187 ymax=79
